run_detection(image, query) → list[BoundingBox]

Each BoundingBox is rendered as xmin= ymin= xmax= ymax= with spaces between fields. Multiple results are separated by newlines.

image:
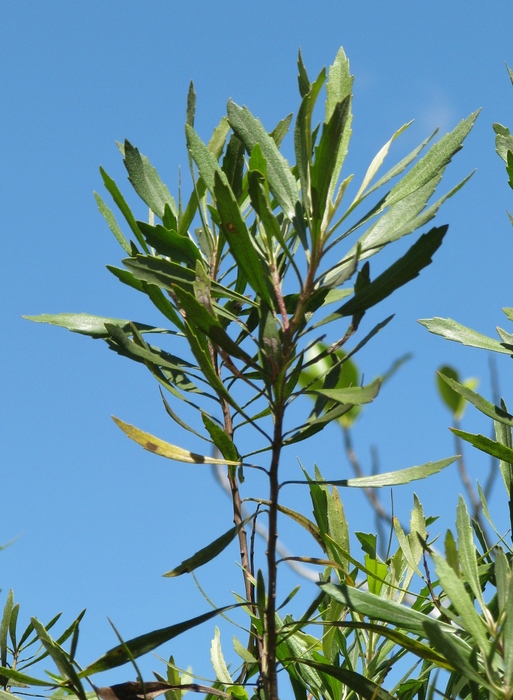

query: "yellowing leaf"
xmin=112 ymin=417 xmax=240 ymax=465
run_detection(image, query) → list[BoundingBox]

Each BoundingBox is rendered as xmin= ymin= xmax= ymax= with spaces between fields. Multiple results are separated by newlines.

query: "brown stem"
xmin=262 ymin=407 xmax=284 ymax=700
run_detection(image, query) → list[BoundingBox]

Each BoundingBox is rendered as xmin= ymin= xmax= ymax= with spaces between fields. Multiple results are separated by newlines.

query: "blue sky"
xmin=3 ymin=0 xmax=513 ymax=690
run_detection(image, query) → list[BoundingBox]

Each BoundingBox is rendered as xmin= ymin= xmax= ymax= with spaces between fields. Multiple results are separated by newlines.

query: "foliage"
xmin=14 ymin=47 xmax=492 ymax=700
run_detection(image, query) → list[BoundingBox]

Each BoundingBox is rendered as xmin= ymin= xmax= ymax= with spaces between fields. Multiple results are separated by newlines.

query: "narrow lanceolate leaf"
xmin=210 ymin=628 xmax=232 ymax=685
xmin=163 ymin=517 xmax=252 ymax=577
xmin=451 ymin=428 xmax=513 ymax=464
xmin=136 ymin=221 xmax=202 ymax=266
xmin=112 ymin=417 xmax=240 ymax=465
xmin=338 ymin=226 xmax=447 ymax=317
xmin=227 ymin=99 xmax=299 ymax=220
xmin=294 ymin=68 xmax=326 ymax=213
xmin=170 ymin=284 xmax=256 ymax=365
xmin=201 ymin=413 xmax=239 ymax=463
xmin=439 ymin=373 xmax=513 ymax=426
xmin=31 ymin=619 xmax=87 ymax=700
xmin=418 ymin=317 xmax=513 ymax=354
xmin=0 ymin=591 xmax=13 ymax=669
xmin=351 ymin=122 xmax=413 ymax=205
xmin=0 ymin=667 xmax=51 ymax=687
xmin=99 ymin=167 xmax=149 ymax=251
xmin=123 ymin=141 xmax=177 ymax=219
xmin=80 ymin=605 xmax=243 ymax=677
xmin=213 ymin=171 xmax=274 ymax=307
xmin=23 ymin=314 xmax=166 ymax=339
xmin=185 ymin=124 xmax=227 ymax=197
xmin=422 ymin=620 xmax=492 ymax=690
xmin=456 ymin=496 xmax=484 ymax=607
xmin=295 ymin=660 xmax=395 ymax=700
xmin=384 ymin=111 xmax=479 ymax=208
xmin=325 ymin=47 xmax=353 ymax=198
xmin=333 ymin=456 xmax=457 ymax=488
xmin=307 ymin=378 xmax=380 ymax=405
xmin=94 ymin=192 xmax=131 ymax=254
xmin=320 ymin=582 xmax=456 ymax=638
xmin=431 ymin=554 xmax=490 ymax=656
xmin=310 ymin=97 xmax=351 ymax=230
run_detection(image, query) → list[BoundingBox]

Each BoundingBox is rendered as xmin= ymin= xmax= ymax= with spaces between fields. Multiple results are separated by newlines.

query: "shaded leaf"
xmin=163 ymin=516 xmax=252 ymax=577
xmin=80 ymin=605 xmax=243 ymax=677
xmin=294 ymin=659 xmax=395 ymax=700
xmin=338 ymin=226 xmax=447 ymax=317
xmin=213 ymin=171 xmax=274 ymax=307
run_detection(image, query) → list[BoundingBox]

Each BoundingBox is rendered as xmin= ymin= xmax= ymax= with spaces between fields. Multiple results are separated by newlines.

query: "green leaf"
xmin=325 ymin=47 xmax=353 ymax=199
xmin=31 ymin=618 xmax=87 ymax=700
xmin=80 ymin=605 xmax=243 ymax=677
xmin=334 ymin=456 xmax=457 ymax=488
xmin=294 ymin=660 xmax=395 ymax=700
xmin=0 ymin=667 xmax=51 ymax=687
xmin=494 ymin=417 xmax=513 ymax=495
xmin=422 ymin=619 xmax=491 ymax=690
xmin=269 ymin=114 xmax=293 ymax=147
xmin=135 ymin=221 xmax=202 ymax=265
xmin=494 ymin=122 xmax=513 ymax=163
xmin=23 ymin=313 xmax=167 ymax=339
xmin=163 ymin=517 xmax=252 ymax=577
xmin=437 ymin=366 xmax=466 ymax=418
xmin=222 ymin=134 xmax=245 ymax=201
xmin=94 ymin=192 xmax=131 ymax=254
xmin=294 ymin=67 xmax=326 ymax=214
xmin=384 ymin=111 xmax=479 ymax=208
xmin=227 ymin=99 xmax=299 ymax=220
xmin=210 ymin=628 xmax=232 ymax=685
xmin=338 ymin=226 xmax=447 ymax=317
xmin=455 ymin=496 xmax=484 ymax=607
xmin=112 ymin=417 xmax=240 ymax=465
xmin=418 ymin=317 xmax=513 ymax=354
xmin=186 ymin=81 xmax=195 ymax=127
xmin=351 ymin=122 xmax=413 ymax=205
xmin=170 ymin=284 xmax=256 ymax=365
xmin=0 ymin=591 xmax=14 ymax=669
xmin=201 ymin=414 xmax=239 ymax=463
xmin=320 ymin=582 xmax=455 ymax=638
xmin=185 ymin=125 xmax=228 ymax=197
xmin=213 ymin=171 xmax=274 ymax=307
xmin=99 ymin=167 xmax=149 ymax=252
xmin=123 ymin=141 xmax=177 ymax=219
xmin=311 ymin=97 xmax=351 ymax=233
xmin=284 ymin=401 xmax=358 ymax=445
xmin=452 ymin=427 xmax=513 ymax=464
xmin=307 ymin=377 xmax=381 ymax=405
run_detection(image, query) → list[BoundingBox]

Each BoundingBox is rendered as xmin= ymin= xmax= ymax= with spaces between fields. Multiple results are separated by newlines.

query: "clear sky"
xmin=3 ymin=0 xmax=513 ymax=690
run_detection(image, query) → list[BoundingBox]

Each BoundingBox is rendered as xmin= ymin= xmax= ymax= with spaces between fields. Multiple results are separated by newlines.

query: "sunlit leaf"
xmin=123 ymin=141 xmax=177 ymax=219
xmin=112 ymin=417 xmax=240 ymax=465
xmin=23 ymin=314 xmax=166 ymax=339
xmin=418 ymin=317 xmax=513 ymax=354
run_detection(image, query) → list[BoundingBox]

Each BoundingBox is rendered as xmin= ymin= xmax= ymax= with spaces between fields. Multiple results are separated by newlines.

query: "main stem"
xmin=263 ymin=406 xmax=284 ymax=700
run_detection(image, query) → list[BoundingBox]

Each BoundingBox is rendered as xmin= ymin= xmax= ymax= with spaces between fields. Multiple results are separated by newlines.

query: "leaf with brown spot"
xmin=112 ymin=417 xmax=240 ymax=466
